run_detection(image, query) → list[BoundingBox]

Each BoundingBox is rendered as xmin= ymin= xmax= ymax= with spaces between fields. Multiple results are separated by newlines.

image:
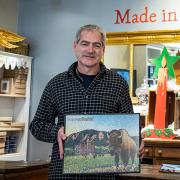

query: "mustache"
xmin=78 ymin=53 xmax=97 ymax=59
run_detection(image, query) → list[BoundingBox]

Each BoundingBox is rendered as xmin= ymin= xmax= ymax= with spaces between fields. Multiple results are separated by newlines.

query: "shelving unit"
xmin=145 ymin=45 xmax=162 ymax=87
xmin=0 ymin=51 xmax=32 ymax=161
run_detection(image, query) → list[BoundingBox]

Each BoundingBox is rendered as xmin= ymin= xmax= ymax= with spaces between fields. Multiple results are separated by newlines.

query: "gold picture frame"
xmin=106 ymin=29 xmax=180 ymax=100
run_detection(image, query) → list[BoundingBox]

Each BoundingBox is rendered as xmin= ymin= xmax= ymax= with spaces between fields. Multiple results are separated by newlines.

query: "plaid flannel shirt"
xmin=29 ymin=62 xmax=133 ymax=179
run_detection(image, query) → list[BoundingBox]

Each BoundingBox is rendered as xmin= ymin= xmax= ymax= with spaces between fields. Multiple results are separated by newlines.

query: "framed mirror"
xmin=104 ymin=30 xmax=180 ymax=103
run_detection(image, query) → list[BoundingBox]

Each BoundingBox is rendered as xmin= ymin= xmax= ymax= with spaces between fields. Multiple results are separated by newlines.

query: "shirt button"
xmin=85 ymin=95 xmax=88 ymax=99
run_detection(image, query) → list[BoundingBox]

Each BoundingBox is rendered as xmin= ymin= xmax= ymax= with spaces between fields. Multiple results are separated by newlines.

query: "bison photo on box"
xmin=63 ymin=113 xmax=140 ymax=174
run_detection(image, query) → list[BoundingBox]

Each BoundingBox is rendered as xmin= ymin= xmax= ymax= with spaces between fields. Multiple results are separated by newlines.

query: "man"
xmin=30 ymin=24 xmax=144 ymax=179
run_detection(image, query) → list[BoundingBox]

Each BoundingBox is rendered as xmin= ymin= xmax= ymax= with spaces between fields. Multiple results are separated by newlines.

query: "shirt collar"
xmin=68 ymin=61 xmax=108 ymax=77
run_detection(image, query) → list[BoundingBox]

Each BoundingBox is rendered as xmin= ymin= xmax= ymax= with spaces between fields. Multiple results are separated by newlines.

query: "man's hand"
xmin=57 ymin=126 xmax=66 ymax=160
xmin=139 ymin=140 xmax=144 ymax=160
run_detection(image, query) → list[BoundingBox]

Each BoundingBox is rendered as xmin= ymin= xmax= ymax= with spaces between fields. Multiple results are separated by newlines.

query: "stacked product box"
xmin=0 ymin=132 xmax=6 ymax=154
xmin=5 ymin=135 xmax=17 ymax=154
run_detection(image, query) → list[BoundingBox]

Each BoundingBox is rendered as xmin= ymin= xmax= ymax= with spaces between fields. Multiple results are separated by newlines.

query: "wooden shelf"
xmin=0 ymin=94 xmax=26 ymax=98
xmin=0 ymin=153 xmax=23 ymax=161
xmin=0 ymin=127 xmax=24 ymax=132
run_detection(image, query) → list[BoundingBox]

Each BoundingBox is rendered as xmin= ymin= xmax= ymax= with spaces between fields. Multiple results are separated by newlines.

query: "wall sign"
xmin=114 ymin=6 xmax=178 ymax=24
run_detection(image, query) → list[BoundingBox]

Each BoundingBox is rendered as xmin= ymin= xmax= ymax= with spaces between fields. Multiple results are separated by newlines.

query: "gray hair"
xmin=75 ymin=24 xmax=106 ymax=47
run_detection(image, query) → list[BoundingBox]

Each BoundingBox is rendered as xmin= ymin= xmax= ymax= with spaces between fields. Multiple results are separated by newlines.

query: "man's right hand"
xmin=57 ymin=126 xmax=66 ymax=160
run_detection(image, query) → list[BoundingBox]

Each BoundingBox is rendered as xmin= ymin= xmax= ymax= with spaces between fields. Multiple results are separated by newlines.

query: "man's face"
xmin=73 ymin=30 xmax=105 ymax=69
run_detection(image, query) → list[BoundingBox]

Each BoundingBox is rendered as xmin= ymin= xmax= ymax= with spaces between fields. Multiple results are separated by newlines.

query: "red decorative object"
xmin=154 ymin=56 xmax=167 ymax=129
xmin=143 ymin=129 xmax=176 ymax=139
xmin=154 ymin=68 xmax=167 ymax=129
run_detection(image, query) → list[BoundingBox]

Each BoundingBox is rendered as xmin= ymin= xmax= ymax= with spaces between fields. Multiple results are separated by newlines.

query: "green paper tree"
xmin=151 ymin=47 xmax=180 ymax=78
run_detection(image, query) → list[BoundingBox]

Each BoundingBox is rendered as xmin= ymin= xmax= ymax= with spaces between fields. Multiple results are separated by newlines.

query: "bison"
xmin=108 ymin=129 xmax=137 ymax=169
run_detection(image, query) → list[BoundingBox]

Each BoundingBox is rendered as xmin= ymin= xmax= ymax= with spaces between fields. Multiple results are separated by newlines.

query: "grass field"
xmin=63 ymin=153 xmax=140 ymax=174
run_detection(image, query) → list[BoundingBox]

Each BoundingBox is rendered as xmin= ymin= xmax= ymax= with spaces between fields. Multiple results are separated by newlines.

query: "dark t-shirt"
xmin=77 ymin=71 xmax=97 ymax=89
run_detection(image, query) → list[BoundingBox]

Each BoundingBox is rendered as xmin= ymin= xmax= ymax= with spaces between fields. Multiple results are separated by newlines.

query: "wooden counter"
xmin=0 ymin=160 xmax=49 ymax=180
xmin=115 ymin=164 xmax=180 ymax=180
xmin=1 ymin=161 xmax=180 ymax=180
xmin=144 ymin=138 xmax=180 ymax=165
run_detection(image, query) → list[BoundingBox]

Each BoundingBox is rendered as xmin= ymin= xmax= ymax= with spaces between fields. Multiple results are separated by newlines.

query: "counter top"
xmin=0 ymin=160 xmax=49 ymax=173
xmin=115 ymin=164 xmax=180 ymax=180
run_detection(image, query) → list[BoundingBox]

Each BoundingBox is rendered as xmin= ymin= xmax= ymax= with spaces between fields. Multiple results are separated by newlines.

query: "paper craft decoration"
xmin=154 ymin=56 xmax=168 ymax=129
xmin=63 ymin=113 xmax=140 ymax=174
xmin=143 ymin=47 xmax=178 ymax=139
xmin=151 ymin=47 xmax=180 ymax=78
xmin=0 ymin=29 xmax=26 ymax=49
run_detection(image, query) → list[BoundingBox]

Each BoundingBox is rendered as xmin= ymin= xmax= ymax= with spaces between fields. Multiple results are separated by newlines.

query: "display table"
xmin=115 ymin=164 xmax=180 ymax=180
xmin=0 ymin=160 xmax=49 ymax=180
